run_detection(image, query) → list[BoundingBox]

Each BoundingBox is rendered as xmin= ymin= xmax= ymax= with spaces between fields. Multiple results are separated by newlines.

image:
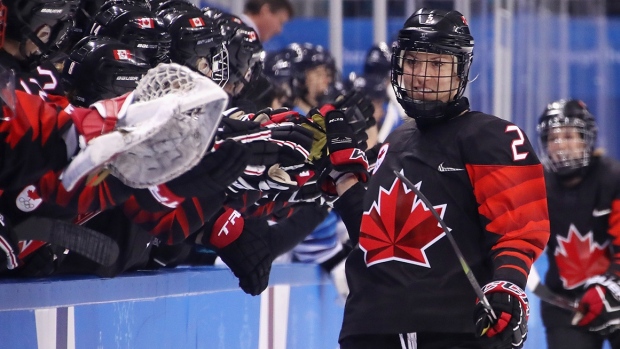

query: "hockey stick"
xmin=393 ymin=170 xmax=497 ymax=321
xmin=527 ymin=264 xmax=578 ymax=311
xmin=14 ymin=217 xmax=119 ymax=266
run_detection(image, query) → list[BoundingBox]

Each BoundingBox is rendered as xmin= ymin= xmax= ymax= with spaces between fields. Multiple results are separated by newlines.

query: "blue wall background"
xmin=264 ymin=15 xmax=620 ymax=161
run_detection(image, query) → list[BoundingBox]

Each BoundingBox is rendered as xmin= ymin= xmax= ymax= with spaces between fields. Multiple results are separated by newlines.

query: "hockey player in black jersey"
xmin=327 ymin=8 xmax=550 ymax=349
xmin=537 ymin=99 xmax=620 ymax=348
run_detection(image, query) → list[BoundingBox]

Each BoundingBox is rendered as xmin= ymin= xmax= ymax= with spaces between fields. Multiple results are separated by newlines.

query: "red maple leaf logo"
xmin=554 ymin=224 xmax=611 ymax=289
xmin=360 ymin=175 xmax=446 ymax=267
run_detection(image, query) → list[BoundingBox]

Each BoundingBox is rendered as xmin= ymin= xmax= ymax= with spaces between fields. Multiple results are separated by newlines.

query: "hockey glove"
xmin=0 ymin=213 xmax=20 ymax=272
xmin=203 ymin=208 xmax=273 ymax=296
xmin=228 ymin=163 xmax=300 ymax=194
xmin=474 ymin=281 xmax=529 ymax=349
xmin=245 ymin=107 xmax=303 ymax=126
xmin=320 ymin=90 xmax=376 ymax=132
xmin=164 ymin=140 xmax=250 ymax=198
xmin=217 ymin=118 xmax=312 ymax=168
xmin=572 ymin=273 xmax=620 ymax=334
xmin=265 ymin=122 xmax=313 ymax=167
xmin=325 ymin=109 xmax=369 ymax=178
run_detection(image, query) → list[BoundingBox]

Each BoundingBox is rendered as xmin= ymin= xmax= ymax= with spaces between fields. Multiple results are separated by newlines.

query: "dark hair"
xmin=243 ymin=0 xmax=293 ymax=17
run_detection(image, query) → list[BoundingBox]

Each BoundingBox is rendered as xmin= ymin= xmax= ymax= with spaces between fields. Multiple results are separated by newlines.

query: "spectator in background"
xmin=239 ymin=0 xmax=293 ymax=44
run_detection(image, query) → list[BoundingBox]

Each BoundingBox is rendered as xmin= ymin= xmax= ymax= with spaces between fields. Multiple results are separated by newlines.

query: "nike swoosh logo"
xmin=438 ymin=162 xmax=465 ymax=172
xmin=592 ymin=208 xmax=611 ymax=217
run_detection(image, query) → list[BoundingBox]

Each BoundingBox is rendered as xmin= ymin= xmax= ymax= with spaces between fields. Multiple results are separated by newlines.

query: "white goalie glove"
xmin=62 ymin=63 xmax=228 ymax=190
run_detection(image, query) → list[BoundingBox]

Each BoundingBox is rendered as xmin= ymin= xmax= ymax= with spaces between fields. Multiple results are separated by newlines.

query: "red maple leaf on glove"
xmin=360 ymin=176 xmax=446 ymax=267
xmin=554 ymin=224 xmax=611 ymax=289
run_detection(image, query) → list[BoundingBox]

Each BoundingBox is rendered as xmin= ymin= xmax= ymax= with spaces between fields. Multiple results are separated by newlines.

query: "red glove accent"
xmin=70 ymin=93 xmax=131 ymax=143
xmin=576 ymin=285 xmax=606 ymax=326
xmin=209 ymin=208 xmax=245 ymax=249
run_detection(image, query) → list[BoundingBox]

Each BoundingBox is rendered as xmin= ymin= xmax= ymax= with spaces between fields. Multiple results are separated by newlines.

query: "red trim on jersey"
xmin=466 ymin=163 xmax=550 ymax=277
xmin=609 ymin=199 xmax=620 ymax=246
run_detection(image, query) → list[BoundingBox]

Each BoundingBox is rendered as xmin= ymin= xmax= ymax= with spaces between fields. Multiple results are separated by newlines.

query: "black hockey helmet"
xmin=89 ymin=1 xmax=170 ymax=67
xmin=217 ymin=13 xmax=263 ymax=95
xmin=391 ymin=8 xmax=474 ymax=122
xmin=149 ymin=0 xmax=197 ymax=14
xmin=286 ymin=42 xmax=336 ymax=102
xmin=537 ymin=99 xmax=598 ymax=177
xmin=62 ymin=35 xmax=150 ymax=106
xmin=262 ymin=47 xmax=295 ymax=104
xmin=362 ymin=42 xmax=391 ymax=100
xmin=4 ymin=0 xmax=80 ymax=62
xmin=159 ymin=7 xmax=228 ymax=86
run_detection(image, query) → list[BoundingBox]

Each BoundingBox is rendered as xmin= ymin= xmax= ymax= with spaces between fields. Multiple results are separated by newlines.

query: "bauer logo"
xmin=16 ymin=185 xmax=43 ymax=212
xmin=67 ymin=61 xmax=76 ymax=75
xmin=113 ymin=50 xmax=132 ymax=60
xmin=41 ymin=8 xmax=63 ymax=14
xmin=116 ymin=76 xmax=139 ymax=81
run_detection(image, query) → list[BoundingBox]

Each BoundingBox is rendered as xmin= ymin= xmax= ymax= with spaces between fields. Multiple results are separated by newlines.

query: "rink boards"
xmin=0 ymin=264 xmax=343 ymax=349
xmin=0 ymin=256 xmax=605 ymax=349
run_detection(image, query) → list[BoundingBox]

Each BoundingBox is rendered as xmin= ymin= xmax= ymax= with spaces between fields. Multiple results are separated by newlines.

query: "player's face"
xmin=24 ymin=25 xmax=52 ymax=57
xmin=305 ymin=64 xmax=333 ymax=105
xmin=546 ymin=126 xmax=586 ymax=164
xmin=400 ymin=51 xmax=460 ymax=103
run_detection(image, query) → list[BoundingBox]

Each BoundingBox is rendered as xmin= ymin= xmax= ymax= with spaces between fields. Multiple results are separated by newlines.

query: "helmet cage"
xmin=162 ymin=9 xmax=229 ymax=86
xmin=537 ymin=108 xmax=597 ymax=176
xmin=223 ymin=25 xmax=263 ymax=93
xmin=209 ymin=43 xmax=229 ymax=87
xmin=391 ymin=28 xmax=473 ymax=120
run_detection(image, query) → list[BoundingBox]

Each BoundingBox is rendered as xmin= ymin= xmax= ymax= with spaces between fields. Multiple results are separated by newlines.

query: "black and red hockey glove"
xmin=203 ymin=208 xmax=273 ymax=296
xmin=572 ymin=273 xmax=620 ymax=334
xmin=325 ymin=109 xmax=369 ymax=177
xmin=316 ymin=109 xmax=370 ymax=196
xmin=474 ymin=281 xmax=529 ymax=349
xmin=217 ymin=118 xmax=312 ymax=168
xmin=164 ymin=140 xmax=250 ymax=198
xmin=246 ymin=107 xmax=303 ymax=126
xmin=320 ymin=90 xmax=376 ymax=132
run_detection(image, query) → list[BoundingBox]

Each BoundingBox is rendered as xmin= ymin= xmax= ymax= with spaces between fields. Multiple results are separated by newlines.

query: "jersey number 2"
xmin=505 ymin=125 xmax=529 ymax=161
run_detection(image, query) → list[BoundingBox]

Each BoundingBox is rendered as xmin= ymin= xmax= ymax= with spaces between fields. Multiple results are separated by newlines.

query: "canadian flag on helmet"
xmin=113 ymin=50 xmax=132 ymax=60
xmin=137 ymin=17 xmax=154 ymax=29
xmin=190 ymin=17 xmax=205 ymax=27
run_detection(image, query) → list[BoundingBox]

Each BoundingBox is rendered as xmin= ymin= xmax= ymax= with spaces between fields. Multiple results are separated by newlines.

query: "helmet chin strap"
xmin=404 ymin=96 xmax=470 ymax=127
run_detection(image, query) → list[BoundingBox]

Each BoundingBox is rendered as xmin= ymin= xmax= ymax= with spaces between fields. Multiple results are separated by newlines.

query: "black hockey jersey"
xmin=541 ymin=155 xmax=620 ymax=327
xmin=336 ymin=111 xmax=550 ymax=338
